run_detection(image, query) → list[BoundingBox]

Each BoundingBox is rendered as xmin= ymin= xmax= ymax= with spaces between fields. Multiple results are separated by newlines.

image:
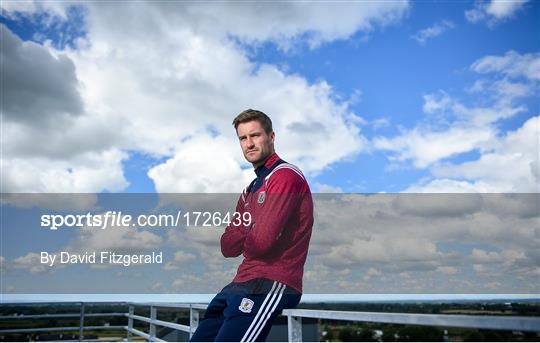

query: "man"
xmin=190 ymin=109 xmax=313 ymax=342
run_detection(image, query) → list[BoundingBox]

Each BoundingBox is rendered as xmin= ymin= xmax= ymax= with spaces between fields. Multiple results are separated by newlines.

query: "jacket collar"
xmin=254 ymin=153 xmax=280 ymax=178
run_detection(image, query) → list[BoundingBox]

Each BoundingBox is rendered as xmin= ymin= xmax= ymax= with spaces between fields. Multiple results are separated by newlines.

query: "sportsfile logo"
xmin=40 ymin=211 xmax=252 ymax=230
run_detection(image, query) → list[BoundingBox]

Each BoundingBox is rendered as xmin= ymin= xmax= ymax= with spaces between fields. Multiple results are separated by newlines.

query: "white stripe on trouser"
xmin=240 ymin=281 xmax=281 ymax=342
xmin=240 ymin=281 xmax=278 ymax=342
xmin=245 ymin=283 xmax=286 ymax=342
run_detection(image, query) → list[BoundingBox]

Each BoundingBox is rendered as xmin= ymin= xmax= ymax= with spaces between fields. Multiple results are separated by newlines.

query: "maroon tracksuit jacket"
xmin=220 ymin=153 xmax=313 ymax=293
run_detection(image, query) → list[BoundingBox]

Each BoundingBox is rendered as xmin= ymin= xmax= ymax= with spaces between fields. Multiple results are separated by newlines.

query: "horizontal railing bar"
xmin=153 ymin=318 xmax=190 ymax=332
xmin=127 ymin=314 xmax=190 ymax=332
xmin=0 ymin=325 xmax=124 ymax=334
xmin=128 ymin=302 xmax=208 ymax=310
xmin=82 ymin=325 xmax=125 ymax=330
xmin=129 ymin=314 xmax=152 ymax=324
xmin=126 ymin=326 xmax=150 ymax=340
xmin=0 ymin=314 xmax=79 ymax=319
xmin=282 ymin=309 xmax=540 ymax=332
xmin=0 ymin=302 xmax=127 ymax=306
xmin=190 ymin=304 xmax=209 ymax=310
xmin=0 ymin=313 xmax=126 ymax=320
xmin=0 ymin=326 xmax=79 ymax=334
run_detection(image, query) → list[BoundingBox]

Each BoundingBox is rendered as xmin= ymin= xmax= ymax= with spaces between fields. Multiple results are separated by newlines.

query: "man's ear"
xmin=270 ymin=131 xmax=275 ymax=143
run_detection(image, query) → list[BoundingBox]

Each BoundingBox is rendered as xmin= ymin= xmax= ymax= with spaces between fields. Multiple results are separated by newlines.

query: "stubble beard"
xmin=246 ymin=149 xmax=270 ymax=168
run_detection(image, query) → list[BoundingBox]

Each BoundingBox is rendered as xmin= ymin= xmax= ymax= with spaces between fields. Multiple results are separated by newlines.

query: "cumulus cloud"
xmin=465 ymin=0 xmax=530 ymax=25
xmin=3 ymin=194 xmax=537 ymax=292
xmin=2 ymin=150 xmax=128 ymax=193
xmin=0 ymin=23 xmax=128 ymax=193
xmin=322 ymin=194 xmax=536 ymax=292
xmin=0 ymin=2 xmax=407 ymax=193
xmin=471 ymin=50 xmax=540 ymax=81
xmin=2 ymin=1 xmax=71 ymax=16
xmin=0 ymin=24 xmax=83 ymax=125
xmin=313 ymin=183 xmax=343 ymax=193
xmin=81 ymin=2 xmax=409 ymax=51
xmin=374 ymin=50 xmax=538 ymax=192
xmin=374 ymin=123 xmax=496 ymax=168
xmin=437 ymin=266 xmax=458 ymax=275
xmin=162 ymin=251 xmax=197 ymax=271
xmin=430 ymin=117 xmax=539 ymax=192
xmin=393 ymin=194 xmax=483 ymax=217
xmin=0 ymin=256 xmax=5 ymax=275
xmin=148 ymin=135 xmax=253 ymax=193
xmin=410 ymin=20 xmax=454 ymax=45
xmin=12 ymin=253 xmax=51 ymax=274
xmin=66 ymin=216 xmax=163 ymax=253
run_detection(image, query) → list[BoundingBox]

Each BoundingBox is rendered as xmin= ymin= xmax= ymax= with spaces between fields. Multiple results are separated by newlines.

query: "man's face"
xmin=236 ymin=120 xmax=275 ymax=168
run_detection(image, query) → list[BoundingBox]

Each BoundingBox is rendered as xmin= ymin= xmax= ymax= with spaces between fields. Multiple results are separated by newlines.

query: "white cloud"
xmin=366 ymin=267 xmax=382 ymax=277
xmin=486 ymin=0 xmax=529 ymax=19
xmin=404 ymin=178 xmax=499 ymax=193
xmin=12 ymin=253 xmax=50 ymax=274
xmin=66 ymin=218 xmax=163 ymax=253
xmin=0 ymin=2 xmax=407 ymax=193
xmin=393 ymin=194 xmax=483 ymax=217
xmin=371 ymin=117 xmax=390 ymax=130
xmin=324 ymin=235 xmax=441 ymax=266
xmin=0 ymin=256 xmax=5 ymax=274
xmin=471 ymin=50 xmax=540 ymax=81
xmin=302 ymin=193 xmax=538 ymax=292
xmin=405 ymin=115 xmax=539 ymax=193
xmin=437 ymin=266 xmax=458 ymax=275
xmin=0 ymin=24 xmax=83 ymax=125
xmin=148 ymin=135 xmax=253 ymax=193
xmin=422 ymin=91 xmax=453 ymax=114
xmin=2 ymin=150 xmax=128 ymax=193
xmin=375 ymin=50 xmax=538 ymax=192
xmin=0 ymin=1 xmax=70 ymax=20
xmin=374 ymin=124 xmax=496 ymax=168
xmin=411 ymin=20 xmax=454 ymax=45
xmin=473 ymin=263 xmax=490 ymax=275
xmin=4 ymin=194 xmax=537 ymax=292
xmin=0 ymin=23 xmax=127 ymax=193
xmin=313 ymin=183 xmax=343 ymax=193
xmin=465 ymin=0 xmax=530 ymax=25
xmin=430 ymin=116 xmax=539 ymax=192
xmin=162 ymin=250 xmax=197 ymax=271
xmin=81 ymin=2 xmax=409 ymax=51
xmin=470 ymin=248 xmax=526 ymax=271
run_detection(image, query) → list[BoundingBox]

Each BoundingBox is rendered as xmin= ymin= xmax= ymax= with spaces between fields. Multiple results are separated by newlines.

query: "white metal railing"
xmin=125 ymin=302 xmax=208 ymax=342
xmin=1 ymin=302 xmax=539 ymax=342
xmin=282 ymin=309 xmax=540 ymax=342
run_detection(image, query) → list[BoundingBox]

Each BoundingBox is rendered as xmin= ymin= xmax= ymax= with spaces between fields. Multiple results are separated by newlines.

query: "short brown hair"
xmin=232 ymin=109 xmax=273 ymax=134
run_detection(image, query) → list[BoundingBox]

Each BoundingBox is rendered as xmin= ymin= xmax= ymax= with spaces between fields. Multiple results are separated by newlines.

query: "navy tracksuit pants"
xmin=190 ymin=278 xmax=301 ymax=342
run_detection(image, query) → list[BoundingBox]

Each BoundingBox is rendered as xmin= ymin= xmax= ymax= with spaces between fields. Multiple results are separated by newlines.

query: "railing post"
xmin=189 ymin=305 xmax=199 ymax=340
xmin=127 ymin=305 xmax=134 ymax=342
xmin=149 ymin=306 xmax=157 ymax=341
xmin=287 ymin=315 xmax=302 ymax=342
xmin=78 ymin=302 xmax=85 ymax=341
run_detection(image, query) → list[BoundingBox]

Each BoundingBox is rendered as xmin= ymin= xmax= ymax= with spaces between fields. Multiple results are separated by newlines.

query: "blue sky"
xmin=1 ymin=1 xmax=539 ymax=301
xmin=122 ymin=1 xmax=538 ymax=193
xmin=1 ymin=0 xmax=538 ymax=194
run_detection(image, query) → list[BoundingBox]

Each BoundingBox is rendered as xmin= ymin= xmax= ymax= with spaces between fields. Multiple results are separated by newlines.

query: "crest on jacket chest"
xmin=257 ymin=191 xmax=266 ymax=204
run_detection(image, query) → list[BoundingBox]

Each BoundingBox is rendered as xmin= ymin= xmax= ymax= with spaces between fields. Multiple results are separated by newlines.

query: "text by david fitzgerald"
xmin=41 ymin=251 xmax=163 ymax=267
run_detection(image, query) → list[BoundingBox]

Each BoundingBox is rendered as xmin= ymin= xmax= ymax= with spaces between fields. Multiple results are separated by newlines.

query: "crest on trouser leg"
xmin=239 ymin=298 xmax=254 ymax=313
